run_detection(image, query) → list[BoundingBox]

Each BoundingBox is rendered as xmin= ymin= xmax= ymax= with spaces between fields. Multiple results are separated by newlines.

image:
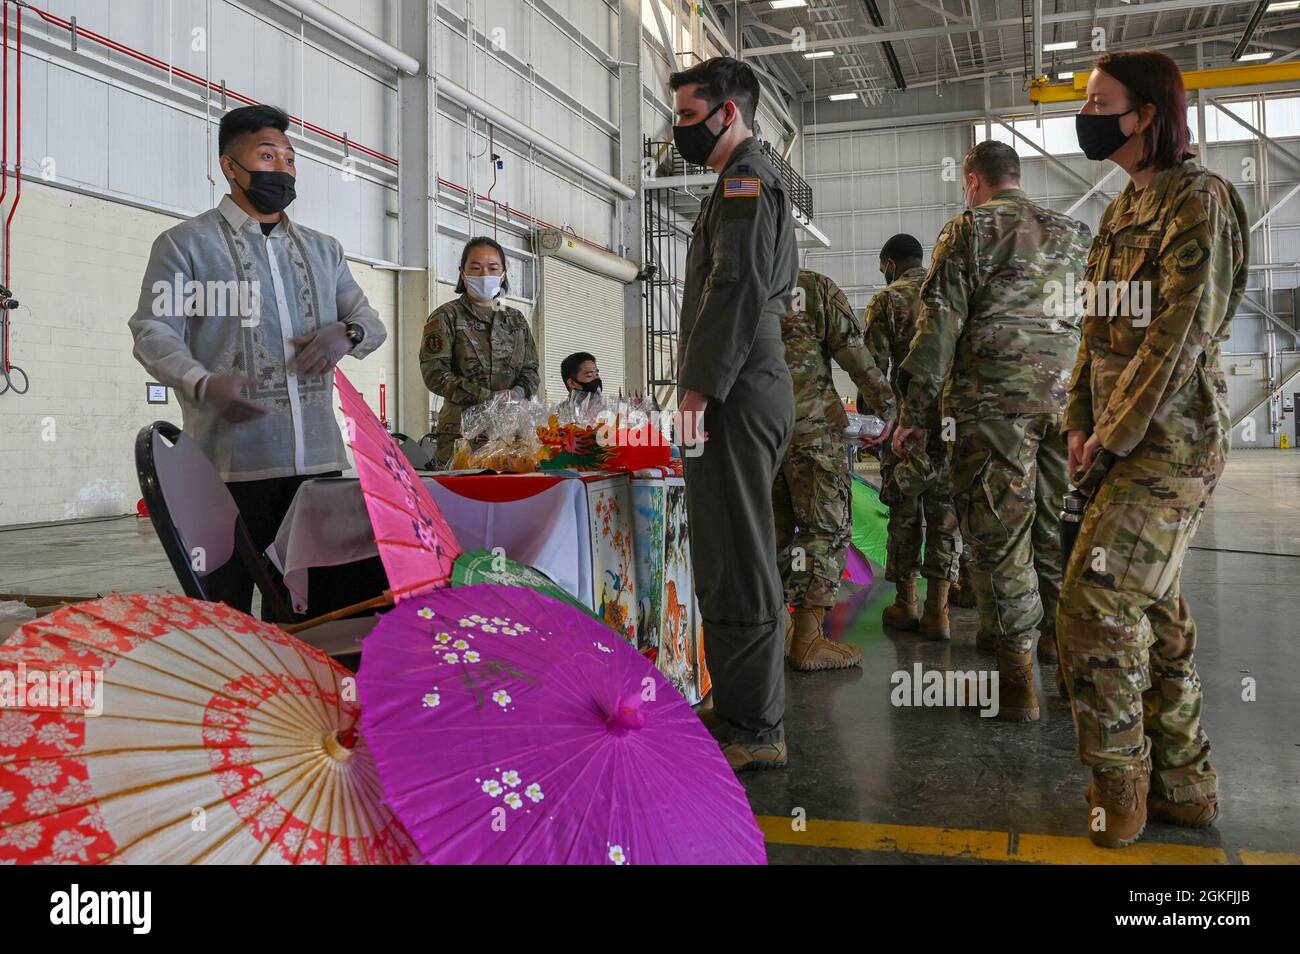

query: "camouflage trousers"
xmin=880 ymin=442 xmax=961 ymax=584
xmin=1057 ymin=455 xmax=1218 ymax=801
xmin=949 ymin=414 xmax=1067 ymax=656
xmin=773 ymin=429 xmax=850 ymax=609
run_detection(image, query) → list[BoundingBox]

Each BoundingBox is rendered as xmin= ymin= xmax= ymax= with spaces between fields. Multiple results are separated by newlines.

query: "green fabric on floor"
xmin=850 ymin=475 xmax=891 ymax=569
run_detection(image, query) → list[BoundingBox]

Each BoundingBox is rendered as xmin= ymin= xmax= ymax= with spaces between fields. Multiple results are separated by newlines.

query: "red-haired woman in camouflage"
xmin=1062 ymin=50 xmax=1248 ymax=849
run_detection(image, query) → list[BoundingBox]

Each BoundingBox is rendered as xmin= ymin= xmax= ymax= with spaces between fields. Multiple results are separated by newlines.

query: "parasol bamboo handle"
xmin=282 ymin=591 xmax=394 ymax=634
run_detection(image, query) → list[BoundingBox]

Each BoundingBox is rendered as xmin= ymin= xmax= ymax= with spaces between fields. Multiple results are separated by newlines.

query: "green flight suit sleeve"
xmin=898 ymin=215 xmax=975 ymax=429
xmin=419 ymin=310 xmax=491 ymax=405
xmin=677 ymin=178 xmax=781 ymax=402
xmin=828 ymin=284 xmax=895 ymax=421
xmin=1093 ymin=186 xmax=1248 ymax=456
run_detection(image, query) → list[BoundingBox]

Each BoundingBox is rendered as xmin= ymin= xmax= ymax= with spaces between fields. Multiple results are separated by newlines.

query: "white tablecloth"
xmin=267 ymin=476 xmax=592 ymax=614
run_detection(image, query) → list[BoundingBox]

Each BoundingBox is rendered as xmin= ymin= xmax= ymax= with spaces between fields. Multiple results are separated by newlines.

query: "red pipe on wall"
xmin=2 ymin=4 xmax=9 ymax=225
xmin=25 ymin=2 xmax=397 ymax=165
xmin=17 ymin=0 xmax=616 ymax=257
xmin=4 ymin=1 xmax=20 ymax=289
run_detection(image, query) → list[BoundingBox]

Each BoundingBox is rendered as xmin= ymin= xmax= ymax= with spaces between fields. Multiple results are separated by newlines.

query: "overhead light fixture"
xmin=1058 ymin=72 xmax=1075 ymax=80
xmin=1268 ymin=1 xmax=1300 ymax=11
xmin=770 ymin=0 xmax=807 ymax=9
xmin=1240 ymin=51 xmax=1274 ymax=60
xmin=804 ymin=50 xmax=835 ymax=59
xmin=1043 ymin=40 xmax=1078 ymax=52
xmin=828 ymin=92 xmax=858 ymax=101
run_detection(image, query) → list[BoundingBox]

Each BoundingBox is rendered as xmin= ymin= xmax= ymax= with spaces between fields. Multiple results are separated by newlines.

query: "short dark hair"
xmin=1095 ymin=50 xmax=1193 ymax=172
xmin=669 ymin=56 xmax=761 ymax=128
xmin=561 ymin=351 xmax=596 ymax=388
xmin=219 ymin=104 xmax=291 ymax=156
xmin=964 ymin=140 xmax=1020 ymax=185
xmin=455 ymin=236 xmax=510 ymax=295
xmin=880 ymin=233 xmax=923 ymax=267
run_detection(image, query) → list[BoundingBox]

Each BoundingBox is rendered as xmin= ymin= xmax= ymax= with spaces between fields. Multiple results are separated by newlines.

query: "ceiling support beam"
xmin=1231 ymin=0 xmax=1272 ymax=60
xmin=744 ymin=0 xmax=1260 ymax=58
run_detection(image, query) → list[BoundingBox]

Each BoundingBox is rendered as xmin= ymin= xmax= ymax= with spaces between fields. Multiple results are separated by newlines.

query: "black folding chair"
xmin=134 ymin=421 xmax=296 ymax=623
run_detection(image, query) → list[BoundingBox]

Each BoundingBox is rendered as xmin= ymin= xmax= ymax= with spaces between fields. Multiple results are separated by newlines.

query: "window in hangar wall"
xmin=971 ymin=96 xmax=1300 ymax=153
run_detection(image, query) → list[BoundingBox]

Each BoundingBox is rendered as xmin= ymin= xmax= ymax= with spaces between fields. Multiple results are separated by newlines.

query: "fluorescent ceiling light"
xmin=1057 ymin=72 xmax=1075 ymax=80
xmin=1239 ymin=51 xmax=1274 ymax=61
xmin=828 ymin=92 xmax=858 ymax=101
xmin=804 ymin=50 xmax=835 ymax=59
xmin=1268 ymin=2 xmax=1300 ymax=11
xmin=1043 ymin=40 xmax=1078 ymax=52
xmin=770 ymin=0 xmax=807 ymax=9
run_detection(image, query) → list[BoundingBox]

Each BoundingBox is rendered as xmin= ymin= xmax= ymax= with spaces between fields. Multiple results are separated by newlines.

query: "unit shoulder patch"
xmin=1172 ymin=236 xmax=1209 ymax=274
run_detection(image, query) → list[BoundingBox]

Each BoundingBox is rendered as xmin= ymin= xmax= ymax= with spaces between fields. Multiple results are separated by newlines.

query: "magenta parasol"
xmin=334 ymin=368 xmax=461 ymax=600
xmin=844 ymin=543 xmax=874 ymax=586
xmin=358 ymin=585 xmax=767 ymax=865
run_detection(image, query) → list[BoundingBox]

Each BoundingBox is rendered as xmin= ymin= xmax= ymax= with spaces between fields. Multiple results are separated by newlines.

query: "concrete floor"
xmin=2 ymin=451 xmax=1298 ymax=864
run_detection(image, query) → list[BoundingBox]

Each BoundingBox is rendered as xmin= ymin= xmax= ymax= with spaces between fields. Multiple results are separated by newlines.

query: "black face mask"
xmin=673 ymin=102 xmax=730 ymax=167
xmin=230 ymin=158 xmax=297 ymax=214
xmin=1075 ymin=108 xmax=1138 ymax=161
xmin=580 ymin=377 xmax=603 ymax=395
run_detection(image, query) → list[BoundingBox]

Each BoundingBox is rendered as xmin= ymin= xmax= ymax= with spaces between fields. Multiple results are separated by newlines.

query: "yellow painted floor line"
xmin=1240 ymin=850 xmax=1300 ymax=865
xmin=754 ymin=816 xmax=1291 ymax=865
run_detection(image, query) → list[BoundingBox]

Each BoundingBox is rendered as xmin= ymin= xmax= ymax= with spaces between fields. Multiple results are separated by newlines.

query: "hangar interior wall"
xmin=803 ymin=96 xmax=1300 ymax=450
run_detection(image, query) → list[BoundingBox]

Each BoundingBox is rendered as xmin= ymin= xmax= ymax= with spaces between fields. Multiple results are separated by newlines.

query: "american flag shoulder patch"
xmin=723 ymin=176 xmax=760 ymax=198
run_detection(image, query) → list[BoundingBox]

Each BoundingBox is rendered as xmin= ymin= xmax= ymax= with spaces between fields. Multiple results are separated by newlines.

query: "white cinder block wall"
xmin=0 ymin=180 xmax=396 ymax=527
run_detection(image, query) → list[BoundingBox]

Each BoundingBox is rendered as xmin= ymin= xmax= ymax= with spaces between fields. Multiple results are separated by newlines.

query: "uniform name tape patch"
xmin=723 ymin=177 xmax=760 ymax=198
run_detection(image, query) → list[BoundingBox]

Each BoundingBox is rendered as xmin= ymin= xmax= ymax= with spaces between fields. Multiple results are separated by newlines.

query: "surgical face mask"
xmin=963 ymin=176 xmax=977 ymax=210
xmin=464 ymin=274 xmax=504 ymax=301
xmin=1076 ymin=107 xmax=1138 ymax=161
xmin=230 ymin=158 xmax=296 ymax=214
xmin=882 ymin=262 xmax=896 ymax=285
xmin=580 ymin=377 xmax=602 ymax=395
xmin=673 ymin=102 xmax=730 ymax=167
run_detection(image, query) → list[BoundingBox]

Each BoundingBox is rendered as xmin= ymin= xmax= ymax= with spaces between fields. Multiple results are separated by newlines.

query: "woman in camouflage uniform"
xmin=1061 ymin=51 xmax=1248 ymax=848
xmin=419 ymin=237 xmax=540 ymax=467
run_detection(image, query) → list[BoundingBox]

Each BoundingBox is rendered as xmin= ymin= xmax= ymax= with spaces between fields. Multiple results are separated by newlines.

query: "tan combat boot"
xmin=951 ymin=561 xmax=978 ymax=608
xmin=789 ymin=607 xmax=862 ymax=671
xmin=1087 ymin=768 xmax=1150 ymax=848
xmin=723 ymin=739 xmax=788 ymax=772
xmin=1148 ymin=793 xmax=1219 ymax=829
xmin=1037 ymin=630 xmax=1059 ymax=664
xmin=996 ymin=647 xmax=1040 ymax=722
xmin=921 ymin=579 xmax=951 ymax=641
xmin=882 ymin=578 xmax=920 ymax=631
xmin=694 ymin=695 xmax=726 ymax=741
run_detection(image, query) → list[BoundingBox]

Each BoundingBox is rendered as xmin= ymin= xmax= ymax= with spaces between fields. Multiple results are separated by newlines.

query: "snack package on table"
xmin=457 ymin=394 xmax=548 ymax=473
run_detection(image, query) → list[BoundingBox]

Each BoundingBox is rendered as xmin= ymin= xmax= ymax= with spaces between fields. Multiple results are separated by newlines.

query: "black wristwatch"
xmin=344 ymin=321 xmax=365 ymax=347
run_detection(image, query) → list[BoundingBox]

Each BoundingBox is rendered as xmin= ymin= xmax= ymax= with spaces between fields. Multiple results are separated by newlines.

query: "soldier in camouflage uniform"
xmin=1060 ymin=52 xmax=1248 ymax=847
xmin=864 ymin=234 xmax=961 ymax=640
xmin=775 ymin=268 xmax=896 ymax=671
xmin=893 ymin=141 xmax=1091 ymax=723
xmin=420 ymin=237 xmax=540 ymax=467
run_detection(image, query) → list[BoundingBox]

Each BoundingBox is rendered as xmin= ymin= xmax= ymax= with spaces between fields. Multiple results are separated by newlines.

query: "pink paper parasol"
xmin=843 ymin=543 xmax=874 ymax=586
xmin=335 ymin=368 xmax=461 ymax=600
xmin=358 ymin=585 xmax=767 ymax=865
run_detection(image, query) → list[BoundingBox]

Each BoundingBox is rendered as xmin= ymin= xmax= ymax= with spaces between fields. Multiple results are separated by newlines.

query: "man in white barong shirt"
xmin=129 ymin=104 xmax=386 ymax=616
